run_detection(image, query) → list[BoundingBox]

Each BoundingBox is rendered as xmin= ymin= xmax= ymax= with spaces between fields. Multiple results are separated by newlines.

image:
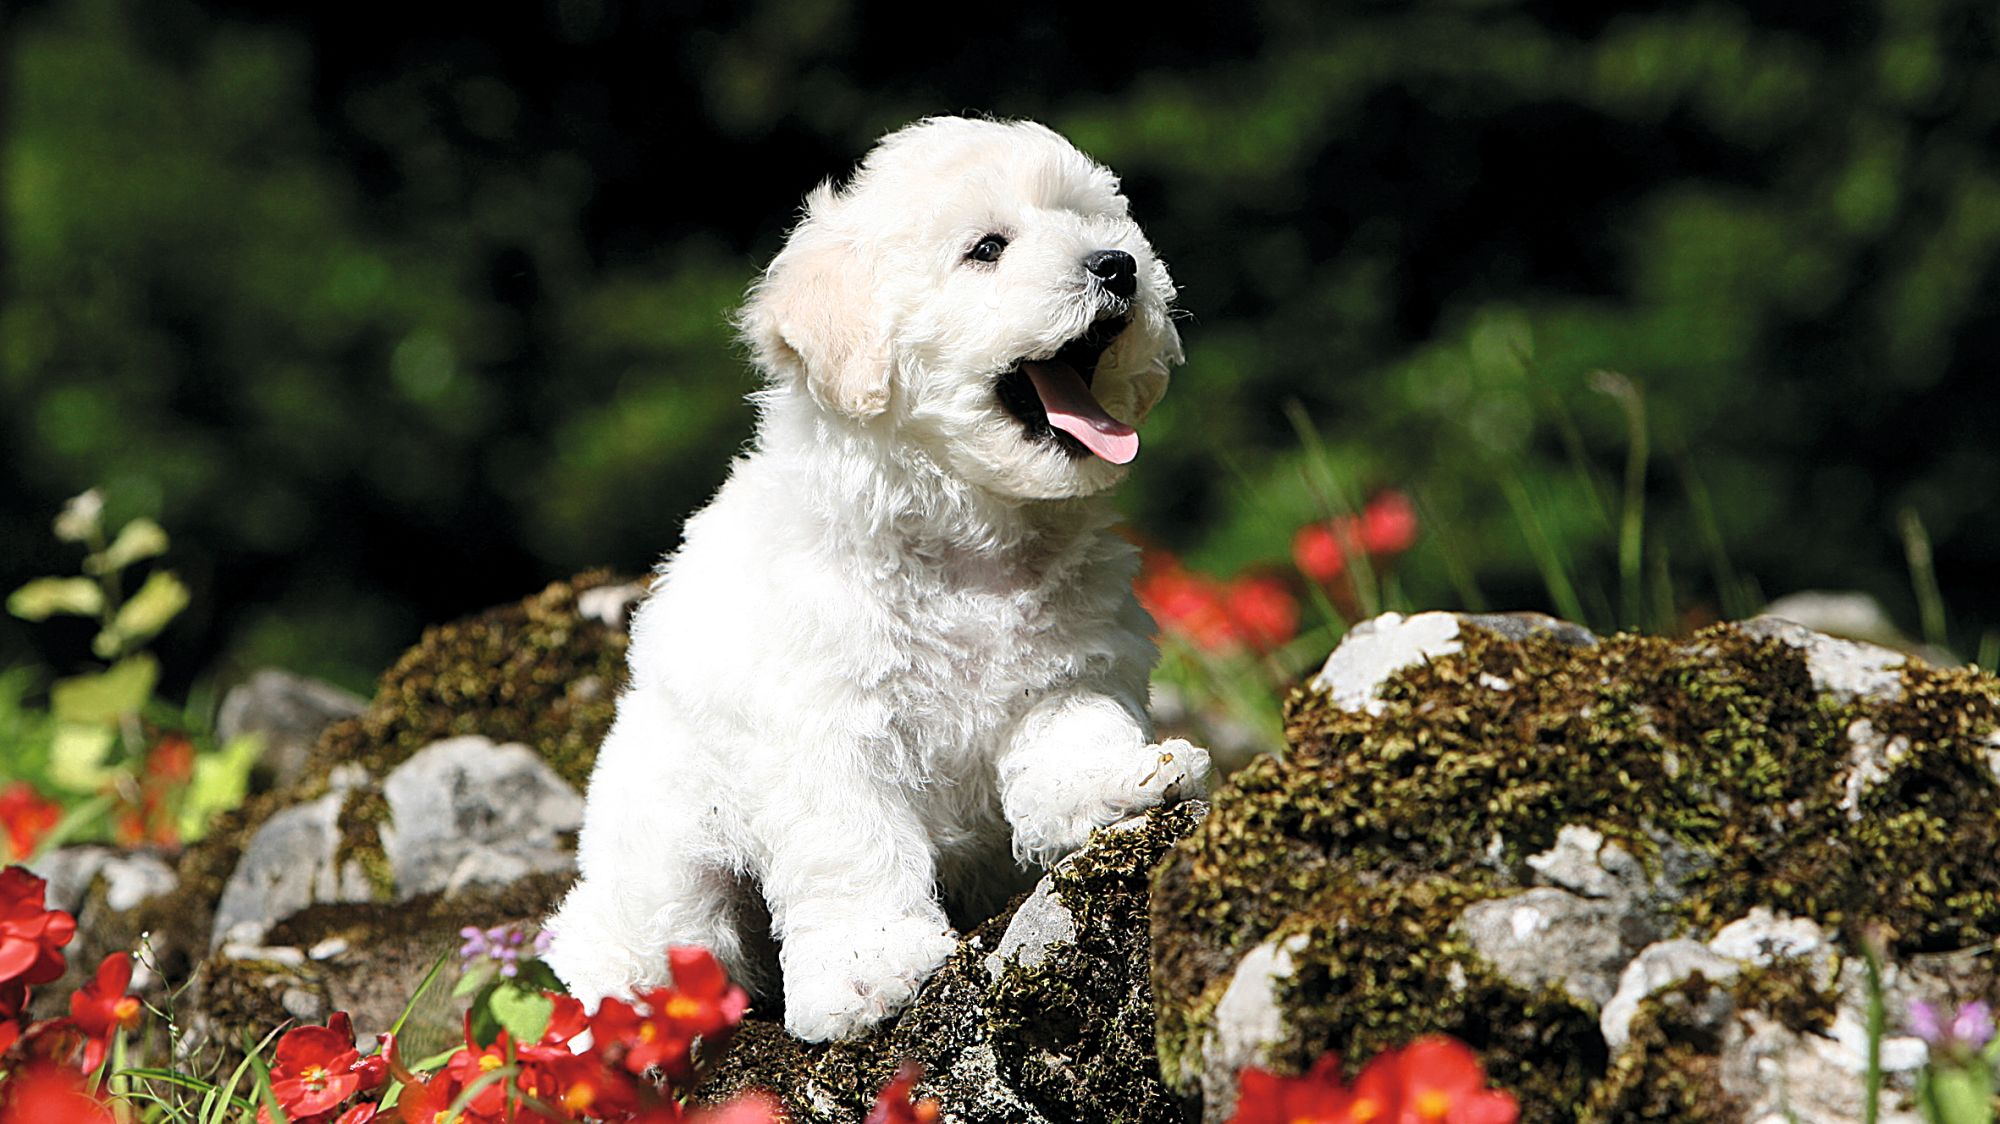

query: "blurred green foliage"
xmin=2 ymin=0 xmax=1996 ymax=695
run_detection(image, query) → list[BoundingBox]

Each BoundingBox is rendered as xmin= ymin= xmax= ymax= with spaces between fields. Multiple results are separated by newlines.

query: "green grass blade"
xmin=391 ymin=949 xmax=455 ymax=1040
xmin=1899 ymin=508 xmax=1950 ymax=651
xmin=1499 ymin=472 xmax=1586 ymax=625
xmin=1978 ymin=631 xmax=1998 ymax=674
xmin=1411 ymin=487 xmax=1487 ymax=614
xmin=1675 ymin=451 xmax=1754 ymax=621
xmin=1283 ymin=401 xmax=1381 ymax=619
xmin=1862 ymin=935 xmax=1885 ymax=1124
xmin=1590 ymin=371 xmax=1648 ymax=629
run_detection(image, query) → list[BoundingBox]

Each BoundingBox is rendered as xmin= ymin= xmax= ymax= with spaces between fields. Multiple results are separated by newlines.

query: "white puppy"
xmin=544 ymin=116 xmax=1211 ymax=1042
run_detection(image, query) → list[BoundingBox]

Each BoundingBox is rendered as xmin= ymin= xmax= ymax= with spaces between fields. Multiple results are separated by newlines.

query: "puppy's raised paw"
xmin=1136 ymin=737 xmax=1212 ymax=806
xmin=779 ymin=916 xmax=960 ymax=1042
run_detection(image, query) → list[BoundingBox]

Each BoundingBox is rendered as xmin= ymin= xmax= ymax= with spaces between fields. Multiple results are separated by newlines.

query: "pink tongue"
xmin=1022 ymin=361 xmax=1140 ymax=465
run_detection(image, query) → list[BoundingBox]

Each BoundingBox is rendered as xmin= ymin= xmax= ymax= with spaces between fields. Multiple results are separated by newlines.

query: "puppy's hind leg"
xmin=544 ymin=691 xmax=762 ymax=1007
xmin=544 ymin=854 xmax=759 ymax=1009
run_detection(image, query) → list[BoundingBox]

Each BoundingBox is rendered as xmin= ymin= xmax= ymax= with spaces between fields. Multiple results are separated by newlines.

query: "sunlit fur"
xmin=544 ymin=118 xmax=1210 ymax=1043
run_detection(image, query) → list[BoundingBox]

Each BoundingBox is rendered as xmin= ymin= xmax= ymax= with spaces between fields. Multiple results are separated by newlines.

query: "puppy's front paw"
xmin=780 ymin=917 xmax=959 ymax=1042
xmin=1137 ymin=737 xmax=1211 ymax=805
xmin=1007 ymin=738 xmax=1214 ymax=865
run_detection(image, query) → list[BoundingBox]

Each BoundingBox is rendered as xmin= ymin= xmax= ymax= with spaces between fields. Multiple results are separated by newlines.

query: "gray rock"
xmin=1310 ymin=611 xmax=1465 ymax=714
xmin=1719 ymin=1009 xmax=1923 ymax=1124
xmin=216 ymin=669 xmax=367 ymax=791
xmin=1708 ymin=908 xmax=1836 ymax=984
xmin=1457 ymin=888 xmax=1648 ymax=1010
xmin=982 ymin=880 xmax=1076 ymax=981
xmin=1524 ymin=824 xmax=1649 ymax=901
xmin=1600 ymin=939 xmax=1742 ymax=1052
xmin=1198 ymin=933 xmax=1309 ymax=1123
xmin=379 ymin=736 xmax=585 ymax=898
xmin=30 ymin=846 xmax=177 ymax=914
xmin=1761 ymin=590 xmax=1912 ymax=650
xmin=209 ymin=786 xmax=377 ymax=948
xmin=1739 ymin=615 xmax=1907 ymax=702
xmin=1460 ymin=611 xmax=1599 ymax=647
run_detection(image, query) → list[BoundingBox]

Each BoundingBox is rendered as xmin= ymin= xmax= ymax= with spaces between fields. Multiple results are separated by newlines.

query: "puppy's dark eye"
xmin=966 ymin=235 xmax=1008 ymax=263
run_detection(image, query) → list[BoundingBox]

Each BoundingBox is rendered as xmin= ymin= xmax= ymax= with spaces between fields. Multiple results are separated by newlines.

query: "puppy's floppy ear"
xmin=740 ymin=185 xmax=892 ymax=419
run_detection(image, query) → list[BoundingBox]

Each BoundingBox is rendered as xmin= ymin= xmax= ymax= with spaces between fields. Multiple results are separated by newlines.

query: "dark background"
xmin=4 ymin=0 xmax=1997 ymax=698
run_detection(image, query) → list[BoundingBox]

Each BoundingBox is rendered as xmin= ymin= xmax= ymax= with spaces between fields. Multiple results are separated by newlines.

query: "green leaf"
xmin=1925 ymin=1064 xmax=1994 ymax=1124
xmin=94 ymin=570 xmax=189 ymax=657
xmin=50 ymin=654 xmax=159 ymax=725
xmin=84 ymin=518 xmax=169 ymax=575
xmin=453 ymin=960 xmax=498 ymax=999
xmin=176 ymin=733 xmax=264 ymax=842
xmin=486 ymin=980 xmax=555 ymax=1045
xmin=48 ymin=723 xmax=118 ymax=792
xmin=7 ymin=576 xmax=104 ymax=621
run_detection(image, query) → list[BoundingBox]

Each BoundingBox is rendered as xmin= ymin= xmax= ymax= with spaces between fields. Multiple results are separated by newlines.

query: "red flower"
xmin=1230 ymin=1053 xmax=1354 ymax=1123
xmin=1137 ymin=560 xmax=1242 ymax=652
xmin=0 ymin=1061 xmax=121 ymax=1124
xmin=258 ymin=1012 xmax=389 ymax=1124
xmin=1359 ymin=1036 xmax=1517 ymax=1124
xmin=146 ymin=734 xmax=196 ymax=783
xmin=865 ymin=1063 xmax=941 ymax=1124
xmin=0 ymin=866 xmax=76 ymax=990
xmin=1229 ymin=1037 xmax=1517 ymax=1124
xmin=1222 ymin=575 xmax=1300 ymax=654
xmin=0 ymin=784 xmax=62 ymax=862
xmin=590 ymin=947 xmax=748 ymax=1081
xmin=1359 ymin=491 xmax=1418 ymax=556
xmin=516 ymin=1047 xmax=638 ymax=1122
xmin=1292 ymin=491 xmax=1419 ymax=585
xmin=332 ymin=1106 xmax=381 ymax=1124
xmin=69 ymin=951 xmax=143 ymax=1073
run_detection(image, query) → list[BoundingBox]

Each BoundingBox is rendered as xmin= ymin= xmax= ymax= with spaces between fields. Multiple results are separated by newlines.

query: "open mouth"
xmin=994 ymin=314 xmax=1138 ymax=464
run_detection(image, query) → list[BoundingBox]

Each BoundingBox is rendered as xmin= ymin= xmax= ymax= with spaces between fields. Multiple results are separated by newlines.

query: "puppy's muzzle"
xmin=1083 ymin=249 xmax=1137 ymax=301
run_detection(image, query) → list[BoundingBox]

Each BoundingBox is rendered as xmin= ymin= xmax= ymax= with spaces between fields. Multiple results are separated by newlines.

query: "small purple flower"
xmin=457 ymin=923 xmax=549 ymax=977
xmin=458 ymin=925 xmax=491 ymax=961
xmin=1952 ymin=1000 xmax=1994 ymax=1048
xmin=1908 ymin=996 xmax=1996 ymax=1052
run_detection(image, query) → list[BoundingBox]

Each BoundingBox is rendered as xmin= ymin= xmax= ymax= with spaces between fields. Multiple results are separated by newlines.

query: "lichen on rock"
xmin=700 ymin=802 xmax=1206 ymax=1123
xmin=1151 ymin=613 xmax=2000 ymax=1121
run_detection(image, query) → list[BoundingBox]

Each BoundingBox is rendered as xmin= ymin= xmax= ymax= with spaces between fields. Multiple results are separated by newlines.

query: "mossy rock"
xmin=1151 ymin=612 xmax=2000 ymax=1121
xmin=115 ymin=574 xmax=634 ymax=1064
xmin=699 ymin=802 xmax=1206 ymax=1123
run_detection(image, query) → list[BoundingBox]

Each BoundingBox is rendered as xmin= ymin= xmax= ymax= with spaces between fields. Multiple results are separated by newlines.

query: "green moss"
xmin=1579 ymin=974 xmax=1744 ymax=1122
xmin=982 ymin=802 xmax=1204 ymax=1123
xmin=126 ymin=573 xmax=631 ymax=982
xmin=334 ymin=786 xmax=395 ymax=898
xmin=307 ymin=571 xmax=631 ymax=790
xmin=1152 ymin=620 xmax=2000 ymax=1116
xmin=699 ymin=805 xmax=1204 ymax=1122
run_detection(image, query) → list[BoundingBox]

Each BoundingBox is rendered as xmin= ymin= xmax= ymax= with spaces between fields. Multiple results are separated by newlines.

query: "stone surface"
xmin=209 ymin=782 xmax=377 ymax=948
xmin=1153 ymin=611 xmax=2000 ymax=1122
xmin=701 ymin=803 xmax=1207 ymax=1124
xmin=1198 ymin=933 xmax=1308 ymax=1122
xmin=31 ymin=845 xmax=177 ymax=914
xmin=1459 ymin=888 xmax=1648 ymax=1011
xmin=379 ymin=736 xmax=584 ymax=898
xmin=216 ymin=668 xmax=367 ymax=791
xmin=1308 ymin=610 xmax=1465 ymax=713
xmin=1739 ymin=615 xmax=1907 ymax=702
xmin=981 ymin=880 xmax=1076 ymax=982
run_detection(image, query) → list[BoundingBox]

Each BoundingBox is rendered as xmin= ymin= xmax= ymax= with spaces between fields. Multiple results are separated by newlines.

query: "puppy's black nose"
xmin=1083 ymin=249 xmax=1137 ymax=300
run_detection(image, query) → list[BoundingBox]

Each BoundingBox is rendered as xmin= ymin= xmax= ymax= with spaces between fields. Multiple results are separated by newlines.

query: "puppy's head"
xmin=740 ymin=117 xmax=1182 ymax=500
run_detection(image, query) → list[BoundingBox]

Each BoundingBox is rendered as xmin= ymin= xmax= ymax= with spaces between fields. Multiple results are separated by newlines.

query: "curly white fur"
xmin=543 ymin=117 xmax=1211 ymax=1042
